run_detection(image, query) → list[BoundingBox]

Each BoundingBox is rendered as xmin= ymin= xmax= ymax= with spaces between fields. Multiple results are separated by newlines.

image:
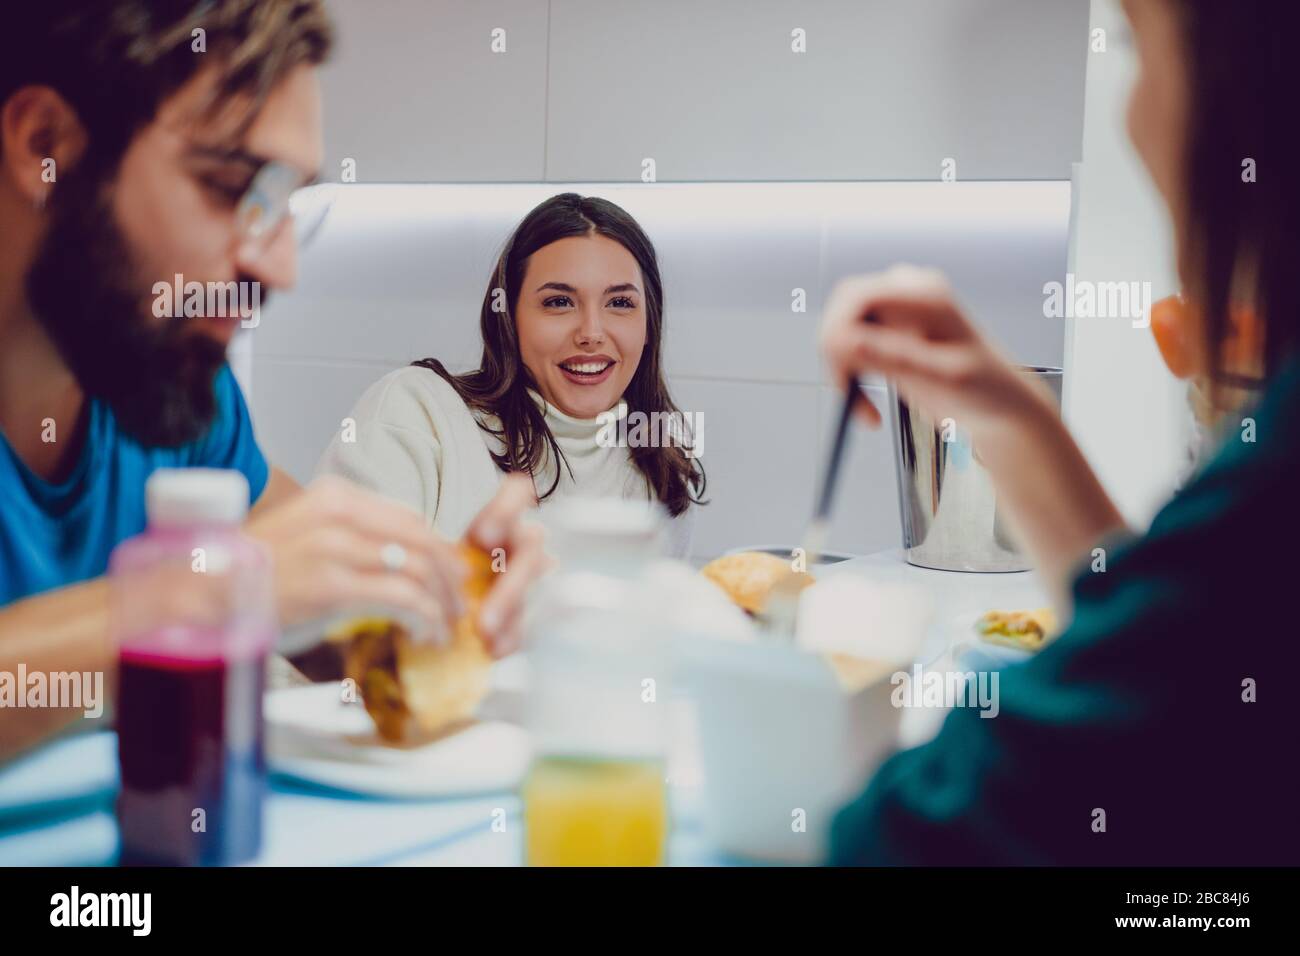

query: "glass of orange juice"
xmin=521 ymin=500 xmax=673 ymax=867
xmin=523 ymin=755 xmax=667 ymax=867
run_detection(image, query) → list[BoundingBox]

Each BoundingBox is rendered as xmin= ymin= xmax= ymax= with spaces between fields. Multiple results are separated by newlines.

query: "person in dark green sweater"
xmin=818 ymin=0 xmax=1296 ymax=865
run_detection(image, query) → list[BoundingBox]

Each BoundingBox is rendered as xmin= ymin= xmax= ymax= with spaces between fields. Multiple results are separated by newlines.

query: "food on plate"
xmin=975 ymin=607 xmax=1058 ymax=652
xmin=701 ymin=552 xmax=889 ymax=691
xmin=700 ymin=551 xmax=814 ymax=615
xmin=329 ymin=543 xmax=496 ymax=742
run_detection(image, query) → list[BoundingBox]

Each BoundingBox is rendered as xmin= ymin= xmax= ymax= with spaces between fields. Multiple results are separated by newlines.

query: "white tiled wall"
xmin=246 ymin=181 xmax=1070 ymax=561
xmin=667 ymin=378 xmax=823 ymax=555
xmin=319 ymin=0 xmax=1087 ymax=182
xmin=319 ymin=0 xmax=549 ymax=181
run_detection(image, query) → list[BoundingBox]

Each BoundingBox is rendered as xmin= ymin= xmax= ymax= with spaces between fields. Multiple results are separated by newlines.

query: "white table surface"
xmin=0 ymin=550 xmax=1046 ymax=867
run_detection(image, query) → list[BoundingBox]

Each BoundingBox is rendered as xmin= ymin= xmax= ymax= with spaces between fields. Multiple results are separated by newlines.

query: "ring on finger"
xmin=379 ymin=541 xmax=408 ymax=573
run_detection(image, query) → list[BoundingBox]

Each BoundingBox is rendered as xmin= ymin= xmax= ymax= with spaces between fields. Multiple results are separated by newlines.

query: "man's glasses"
xmin=234 ymin=160 xmax=335 ymax=254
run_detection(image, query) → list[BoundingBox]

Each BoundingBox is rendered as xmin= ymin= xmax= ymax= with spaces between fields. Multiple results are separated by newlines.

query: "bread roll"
xmin=333 ymin=544 xmax=496 ymax=742
xmin=699 ymin=551 xmax=814 ymax=615
xmin=701 ymin=552 xmax=894 ymax=692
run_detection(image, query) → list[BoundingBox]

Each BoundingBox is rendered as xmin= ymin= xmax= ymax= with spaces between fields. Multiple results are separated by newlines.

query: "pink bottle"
xmin=109 ymin=468 xmax=277 ymax=866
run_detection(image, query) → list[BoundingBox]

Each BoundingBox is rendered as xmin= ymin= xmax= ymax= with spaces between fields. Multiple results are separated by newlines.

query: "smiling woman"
xmin=318 ymin=194 xmax=706 ymax=556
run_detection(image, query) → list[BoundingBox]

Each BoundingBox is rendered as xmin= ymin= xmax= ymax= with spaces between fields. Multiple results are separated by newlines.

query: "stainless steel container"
xmin=888 ymin=367 xmax=1063 ymax=572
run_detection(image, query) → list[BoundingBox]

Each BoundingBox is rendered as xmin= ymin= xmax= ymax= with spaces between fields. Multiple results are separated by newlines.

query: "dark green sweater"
xmin=830 ymin=362 xmax=1298 ymax=865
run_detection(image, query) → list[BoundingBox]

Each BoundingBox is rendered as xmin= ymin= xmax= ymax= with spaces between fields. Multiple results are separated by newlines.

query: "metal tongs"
xmin=759 ymin=377 xmax=865 ymax=638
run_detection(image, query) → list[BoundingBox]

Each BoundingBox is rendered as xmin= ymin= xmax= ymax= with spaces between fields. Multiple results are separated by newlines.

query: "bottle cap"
xmin=146 ymin=468 xmax=250 ymax=528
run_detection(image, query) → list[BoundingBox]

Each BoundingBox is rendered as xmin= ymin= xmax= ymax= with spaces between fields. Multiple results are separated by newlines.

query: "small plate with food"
xmin=265 ymin=545 xmax=532 ymax=798
xmin=951 ymin=606 xmax=1059 ymax=671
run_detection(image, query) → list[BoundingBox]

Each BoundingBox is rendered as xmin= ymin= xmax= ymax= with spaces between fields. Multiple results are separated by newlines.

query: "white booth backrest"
xmin=245 ymin=182 xmax=1070 ymax=561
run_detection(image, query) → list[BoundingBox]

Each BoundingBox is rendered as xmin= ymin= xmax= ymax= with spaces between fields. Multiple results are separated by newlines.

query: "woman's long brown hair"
xmin=413 ymin=193 xmax=706 ymax=516
xmin=1175 ymin=1 xmax=1300 ymax=391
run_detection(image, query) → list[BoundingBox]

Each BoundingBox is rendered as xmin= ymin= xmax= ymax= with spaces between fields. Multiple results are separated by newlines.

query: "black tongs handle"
xmin=815 ymin=377 xmax=864 ymax=524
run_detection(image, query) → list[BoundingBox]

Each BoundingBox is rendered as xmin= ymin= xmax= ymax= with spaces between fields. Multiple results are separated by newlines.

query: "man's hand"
xmin=246 ymin=473 xmax=545 ymax=657
xmin=246 ymin=476 xmax=466 ymax=645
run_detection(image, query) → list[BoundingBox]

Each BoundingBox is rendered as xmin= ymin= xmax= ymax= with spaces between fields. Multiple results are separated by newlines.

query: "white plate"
xmin=266 ymin=680 xmax=532 ymax=799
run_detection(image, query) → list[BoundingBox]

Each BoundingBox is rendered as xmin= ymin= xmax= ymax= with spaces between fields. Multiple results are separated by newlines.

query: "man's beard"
xmin=26 ymin=172 xmax=231 ymax=448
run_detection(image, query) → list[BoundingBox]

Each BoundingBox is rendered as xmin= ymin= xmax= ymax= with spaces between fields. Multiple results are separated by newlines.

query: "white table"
xmin=0 ymin=550 xmax=1045 ymax=866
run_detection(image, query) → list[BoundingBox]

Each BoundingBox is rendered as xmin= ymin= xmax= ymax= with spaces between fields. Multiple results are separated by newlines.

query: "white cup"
xmin=682 ymin=638 xmax=909 ymax=864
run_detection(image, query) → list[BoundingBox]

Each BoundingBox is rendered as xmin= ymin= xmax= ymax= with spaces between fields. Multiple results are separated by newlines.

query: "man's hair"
xmin=1 ymin=1 xmax=333 ymax=165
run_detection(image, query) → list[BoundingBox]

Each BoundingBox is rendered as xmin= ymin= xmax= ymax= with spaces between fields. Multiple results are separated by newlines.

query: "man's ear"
xmin=0 ymin=86 xmax=88 ymax=206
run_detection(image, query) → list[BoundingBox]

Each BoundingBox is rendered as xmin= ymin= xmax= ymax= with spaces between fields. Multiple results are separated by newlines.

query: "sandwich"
xmin=975 ymin=607 xmax=1058 ymax=652
xmin=328 ymin=543 xmax=496 ymax=743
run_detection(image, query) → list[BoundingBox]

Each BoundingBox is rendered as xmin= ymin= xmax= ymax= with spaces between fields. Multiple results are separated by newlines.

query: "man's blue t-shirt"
xmin=0 ymin=365 xmax=269 ymax=606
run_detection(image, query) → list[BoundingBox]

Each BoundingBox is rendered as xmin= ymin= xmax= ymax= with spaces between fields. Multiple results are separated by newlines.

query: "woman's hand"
xmin=246 ymin=476 xmax=467 ymax=644
xmin=819 ymin=265 xmax=1127 ymax=613
xmin=463 ymin=474 xmax=546 ymax=658
xmin=819 ymin=265 xmax=1056 ymax=440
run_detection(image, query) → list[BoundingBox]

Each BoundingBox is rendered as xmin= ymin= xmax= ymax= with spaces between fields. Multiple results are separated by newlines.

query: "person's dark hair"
xmin=1174 ymin=1 xmax=1299 ymax=391
xmin=1 ymin=0 xmax=333 ymax=167
xmin=2 ymin=1 xmax=332 ymax=447
xmin=415 ymin=193 xmax=706 ymax=517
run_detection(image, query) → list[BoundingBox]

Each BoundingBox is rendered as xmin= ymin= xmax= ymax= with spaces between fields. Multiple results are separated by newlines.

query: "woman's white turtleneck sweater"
xmin=316 ymin=366 xmax=694 ymax=557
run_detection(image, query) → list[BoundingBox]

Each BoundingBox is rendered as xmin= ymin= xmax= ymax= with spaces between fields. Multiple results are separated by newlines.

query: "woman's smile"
xmin=557 ymin=354 xmax=617 ymax=388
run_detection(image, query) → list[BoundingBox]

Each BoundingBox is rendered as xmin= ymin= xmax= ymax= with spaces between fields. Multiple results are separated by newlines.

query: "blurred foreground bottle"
xmin=110 ymin=469 xmax=276 ymax=866
xmin=522 ymin=499 xmax=671 ymax=867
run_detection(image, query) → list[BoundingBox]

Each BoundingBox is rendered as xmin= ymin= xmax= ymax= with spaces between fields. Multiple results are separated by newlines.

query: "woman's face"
xmin=514 ymin=232 xmax=648 ymax=419
xmin=1123 ymin=0 xmax=1191 ymax=279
